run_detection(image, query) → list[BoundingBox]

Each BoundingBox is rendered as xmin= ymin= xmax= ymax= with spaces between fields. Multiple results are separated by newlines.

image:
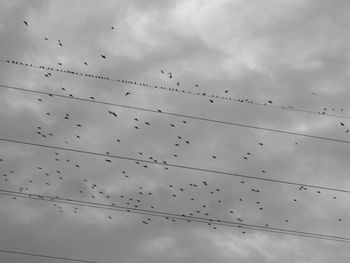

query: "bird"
xmin=125 ymin=92 xmax=130 ymax=96
xmin=108 ymin=111 xmax=117 ymax=117
xmin=111 ymin=26 xmax=116 ymax=30
xmin=84 ymin=62 xmax=88 ymax=66
xmin=209 ymin=99 xmax=214 ymax=103
xmin=101 ymin=55 xmax=106 ymax=59
xmin=23 ymin=21 xmax=28 ymax=26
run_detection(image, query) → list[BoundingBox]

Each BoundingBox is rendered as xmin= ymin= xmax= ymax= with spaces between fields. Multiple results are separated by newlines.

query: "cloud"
xmin=1 ymin=0 xmax=350 ymax=262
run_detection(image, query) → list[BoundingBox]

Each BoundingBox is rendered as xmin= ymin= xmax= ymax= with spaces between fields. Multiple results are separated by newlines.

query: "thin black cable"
xmin=1 ymin=137 xmax=350 ymax=194
xmin=0 ymin=249 xmax=97 ymax=263
xmin=1 ymin=59 xmax=349 ymax=120
xmin=0 ymin=189 xmax=349 ymax=243
xmin=1 ymin=83 xmax=350 ymax=145
xmin=1 ymin=191 xmax=346 ymax=243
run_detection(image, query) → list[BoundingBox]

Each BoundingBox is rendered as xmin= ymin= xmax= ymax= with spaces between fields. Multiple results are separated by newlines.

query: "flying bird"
xmin=23 ymin=20 xmax=28 ymax=26
xmin=108 ymin=111 xmax=117 ymax=117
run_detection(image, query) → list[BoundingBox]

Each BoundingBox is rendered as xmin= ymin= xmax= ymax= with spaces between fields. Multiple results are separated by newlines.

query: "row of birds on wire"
xmin=17 ymin=19 xmax=349 ymax=119
xmin=2 ymin=55 xmax=349 ymax=121
xmin=2 ymin=59 xmax=350 ymax=136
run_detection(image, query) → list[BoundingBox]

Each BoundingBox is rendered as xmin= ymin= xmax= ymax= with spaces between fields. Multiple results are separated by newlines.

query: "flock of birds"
xmin=3 ymin=58 xmax=349 ymax=128
xmin=0 ymin=19 xmax=349 ymax=244
xmin=0 ymin=79 xmax=348 ymax=236
xmin=6 ymin=17 xmax=350 ymax=118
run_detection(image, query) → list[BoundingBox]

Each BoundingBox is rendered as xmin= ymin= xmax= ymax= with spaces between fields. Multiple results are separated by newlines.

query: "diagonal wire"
xmin=0 ymin=189 xmax=349 ymax=243
xmin=1 ymin=83 xmax=350 ymax=145
xmin=1 ymin=59 xmax=349 ymax=120
xmin=0 ymin=249 xmax=97 ymax=263
xmin=1 ymin=137 xmax=350 ymax=194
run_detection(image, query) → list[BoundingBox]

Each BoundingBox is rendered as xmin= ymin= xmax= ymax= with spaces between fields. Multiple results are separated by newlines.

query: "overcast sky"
xmin=1 ymin=0 xmax=350 ymax=262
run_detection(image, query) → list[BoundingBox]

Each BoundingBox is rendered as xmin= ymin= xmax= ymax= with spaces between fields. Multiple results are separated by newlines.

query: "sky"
xmin=1 ymin=0 xmax=350 ymax=262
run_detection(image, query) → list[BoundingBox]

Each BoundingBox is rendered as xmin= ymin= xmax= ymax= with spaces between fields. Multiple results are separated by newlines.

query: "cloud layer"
xmin=1 ymin=0 xmax=350 ymax=262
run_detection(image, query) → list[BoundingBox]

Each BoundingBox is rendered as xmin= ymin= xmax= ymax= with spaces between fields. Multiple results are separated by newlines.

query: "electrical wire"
xmin=1 ymin=59 xmax=349 ymax=120
xmin=0 ymin=189 xmax=349 ymax=243
xmin=0 ymin=248 xmax=97 ymax=263
xmin=1 ymin=83 xmax=350 ymax=145
xmin=0 ymin=137 xmax=350 ymax=194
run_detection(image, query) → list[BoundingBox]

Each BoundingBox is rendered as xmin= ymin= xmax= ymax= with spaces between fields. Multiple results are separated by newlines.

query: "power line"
xmin=0 ymin=189 xmax=349 ymax=243
xmin=1 ymin=59 xmax=349 ymax=120
xmin=1 ymin=83 xmax=350 ymax=145
xmin=0 ymin=248 xmax=97 ymax=263
xmin=1 ymin=137 xmax=350 ymax=194
xmin=2 ymin=191 xmax=347 ymax=243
